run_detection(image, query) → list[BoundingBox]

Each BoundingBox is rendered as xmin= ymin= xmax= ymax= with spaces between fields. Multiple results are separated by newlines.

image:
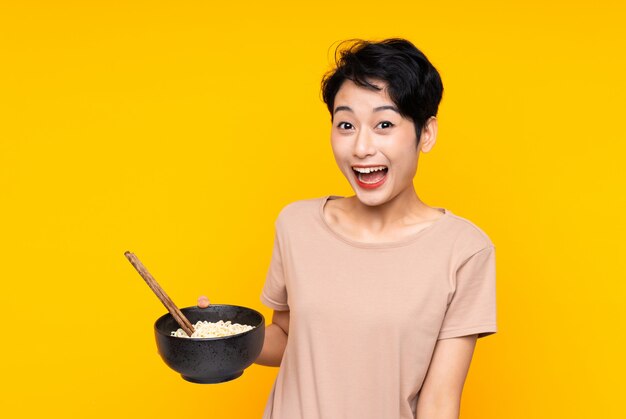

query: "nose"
xmin=353 ymin=128 xmax=376 ymax=159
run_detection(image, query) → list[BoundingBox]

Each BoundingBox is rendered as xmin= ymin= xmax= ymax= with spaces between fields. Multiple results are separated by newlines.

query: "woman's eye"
xmin=377 ymin=121 xmax=394 ymax=129
xmin=337 ymin=122 xmax=354 ymax=130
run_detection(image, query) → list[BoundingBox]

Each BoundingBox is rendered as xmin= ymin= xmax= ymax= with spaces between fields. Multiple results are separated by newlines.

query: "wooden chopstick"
xmin=124 ymin=251 xmax=195 ymax=337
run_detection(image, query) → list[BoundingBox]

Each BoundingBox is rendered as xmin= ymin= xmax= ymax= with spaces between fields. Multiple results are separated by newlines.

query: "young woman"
xmin=198 ymin=38 xmax=497 ymax=419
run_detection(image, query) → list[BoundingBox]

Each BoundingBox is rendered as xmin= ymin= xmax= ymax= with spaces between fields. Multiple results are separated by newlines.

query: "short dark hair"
xmin=321 ymin=38 xmax=444 ymax=145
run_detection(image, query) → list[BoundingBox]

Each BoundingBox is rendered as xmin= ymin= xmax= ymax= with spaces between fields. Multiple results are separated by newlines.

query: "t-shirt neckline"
xmin=318 ymin=195 xmax=452 ymax=249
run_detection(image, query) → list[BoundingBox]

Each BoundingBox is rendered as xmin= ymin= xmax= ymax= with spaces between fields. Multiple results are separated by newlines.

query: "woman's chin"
xmin=353 ymin=189 xmax=389 ymax=207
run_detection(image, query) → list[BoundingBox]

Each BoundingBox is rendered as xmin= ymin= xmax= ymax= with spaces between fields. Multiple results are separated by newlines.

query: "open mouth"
xmin=352 ymin=166 xmax=388 ymax=185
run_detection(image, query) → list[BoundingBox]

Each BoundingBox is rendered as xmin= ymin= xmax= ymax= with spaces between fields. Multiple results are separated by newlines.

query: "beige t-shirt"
xmin=261 ymin=195 xmax=497 ymax=419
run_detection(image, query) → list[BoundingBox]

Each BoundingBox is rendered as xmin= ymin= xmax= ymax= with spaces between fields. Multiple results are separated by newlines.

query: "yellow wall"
xmin=1 ymin=1 xmax=624 ymax=417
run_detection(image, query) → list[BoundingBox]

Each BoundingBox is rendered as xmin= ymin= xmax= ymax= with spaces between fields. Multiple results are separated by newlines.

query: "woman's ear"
xmin=419 ymin=117 xmax=438 ymax=153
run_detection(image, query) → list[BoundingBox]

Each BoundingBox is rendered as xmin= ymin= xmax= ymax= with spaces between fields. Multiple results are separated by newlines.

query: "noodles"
xmin=171 ymin=320 xmax=254 ymax=338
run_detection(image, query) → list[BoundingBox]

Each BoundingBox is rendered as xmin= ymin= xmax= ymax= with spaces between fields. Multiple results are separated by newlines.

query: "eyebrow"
xmin=333 ymin=105 xmax=400 ymax=114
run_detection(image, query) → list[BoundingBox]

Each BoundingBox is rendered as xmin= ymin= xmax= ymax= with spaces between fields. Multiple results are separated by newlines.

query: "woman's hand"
xmin=196 ymin=294 xmax=288 ymax=366
xmin=197 ymin=295 xmax=210 ymax=308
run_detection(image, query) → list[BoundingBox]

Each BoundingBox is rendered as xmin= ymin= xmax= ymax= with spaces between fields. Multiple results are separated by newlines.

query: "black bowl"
xmin=154 ymin=305 xmax=265 ymax=384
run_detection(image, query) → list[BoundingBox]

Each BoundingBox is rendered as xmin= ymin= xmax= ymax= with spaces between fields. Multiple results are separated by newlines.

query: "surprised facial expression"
xmin=330 ymin=79 xmax=423 ymax=206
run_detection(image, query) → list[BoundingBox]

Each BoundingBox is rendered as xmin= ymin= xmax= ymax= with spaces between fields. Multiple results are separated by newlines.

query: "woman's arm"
xmin=197 ymin=296 xmax=289 ymax=367
xmin=416 ymin=334 xmax=478 ymax=419
xmin=254 ymin=309 xmax=290 ymax=367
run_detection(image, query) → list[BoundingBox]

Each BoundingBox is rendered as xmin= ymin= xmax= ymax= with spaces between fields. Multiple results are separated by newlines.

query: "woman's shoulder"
xmin=274 ymin=196 xmax=328 ymax=225
xmin=443 ymin=210 xmax=495 ymax=251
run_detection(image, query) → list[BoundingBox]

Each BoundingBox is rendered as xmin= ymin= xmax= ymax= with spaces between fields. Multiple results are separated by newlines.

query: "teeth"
xmin=352 ymin=166 xmax=387 ymax=173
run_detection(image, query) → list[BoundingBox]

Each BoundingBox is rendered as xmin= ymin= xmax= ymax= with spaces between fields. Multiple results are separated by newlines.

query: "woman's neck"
xmin=345 ymin=186 xmax=439 ymax=234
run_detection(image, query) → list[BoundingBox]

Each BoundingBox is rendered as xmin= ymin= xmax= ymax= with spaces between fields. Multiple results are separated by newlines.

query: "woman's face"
xmin=330 ymin=79 xmax=432 ymax=207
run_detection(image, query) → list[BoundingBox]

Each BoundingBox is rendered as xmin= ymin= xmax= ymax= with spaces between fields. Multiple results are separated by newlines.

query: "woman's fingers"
xmin=197 ymin=295 xmax=210 ymax=308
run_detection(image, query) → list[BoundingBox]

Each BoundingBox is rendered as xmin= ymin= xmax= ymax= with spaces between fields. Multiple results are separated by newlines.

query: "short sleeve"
xmin=260 ymin=230 xmax=289 ymax=311
xmin=438 ymin=245 xmax=497 ymax=340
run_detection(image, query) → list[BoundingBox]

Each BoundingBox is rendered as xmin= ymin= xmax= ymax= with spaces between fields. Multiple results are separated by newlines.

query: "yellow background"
xmin=1 ymin=1 xmax=624 ymax=417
